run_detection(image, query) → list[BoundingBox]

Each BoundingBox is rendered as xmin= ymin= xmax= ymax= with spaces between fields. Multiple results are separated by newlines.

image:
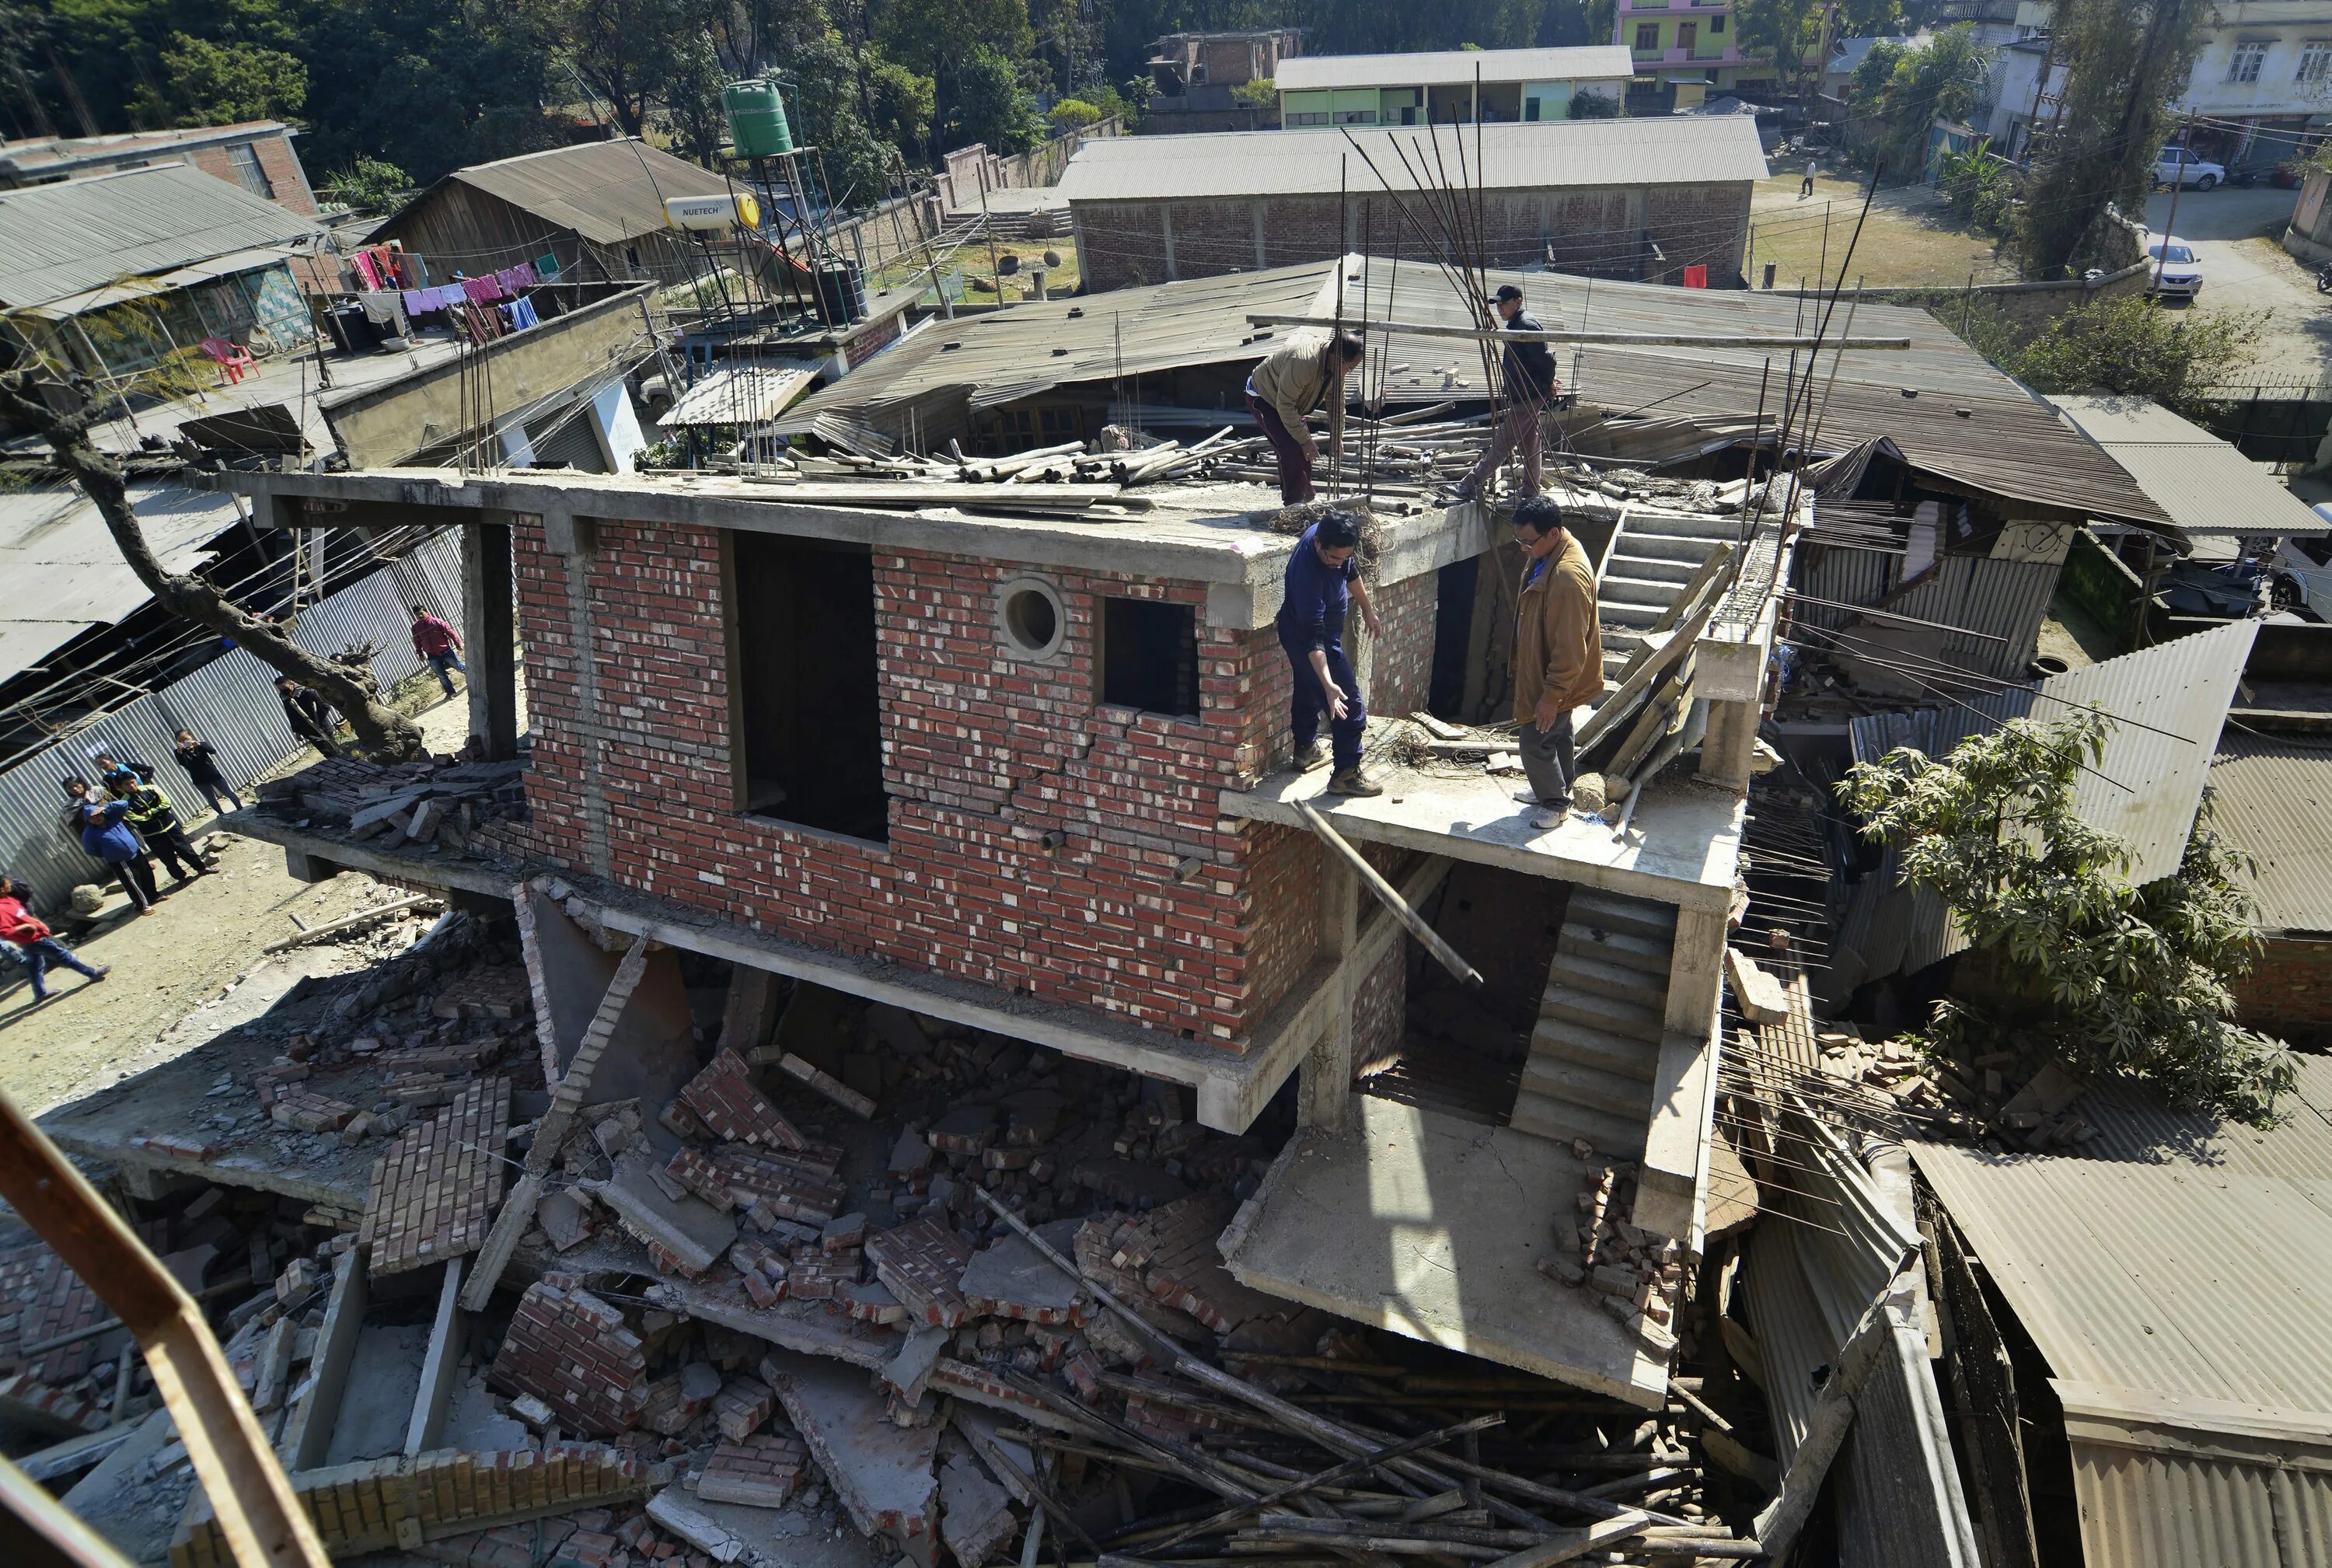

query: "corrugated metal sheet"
xmin=2054 ymin=393 xmax=2328 ymax=537
xmin=1056 ymin=119 xmax=1769 ymax=202
xmin=394 ymin=140 xmax=735 ymax=250
xmin=0 ymin=164 xmax=320 ymax=310
xmin=2044 ymin=619 xmax=2254 ymax=885
xmin=0 ymin=481 xmax=246 ymax=683
xmin=1915 ymin=1075 xmax=2332 ymax=1568
xmin=2205 ymin=731 xmax=2332 ymax=937
xmin=665 ymin=365 xmax=815 ymax=428
xmin=789 ymin=255 xmax=2170 ymax=528
xmin=1741 ymin=1109 xmax=1975 ymax=1568
xmin=0 ymin=530 xmax=467 ymax=913
xmin=1276 ymin=46 xmax=1636 ymax=90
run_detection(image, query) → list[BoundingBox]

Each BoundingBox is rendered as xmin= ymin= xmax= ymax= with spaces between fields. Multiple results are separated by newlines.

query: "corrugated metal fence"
xmin=0 ymin=531 xmax=465 ymax=913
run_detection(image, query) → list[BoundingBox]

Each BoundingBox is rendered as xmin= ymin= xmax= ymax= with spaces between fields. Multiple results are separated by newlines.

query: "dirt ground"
xmin=0 ymin=687 xmax=489 ymax=1116
xmin=1746 ymin=157 xmax=2023 ymax=292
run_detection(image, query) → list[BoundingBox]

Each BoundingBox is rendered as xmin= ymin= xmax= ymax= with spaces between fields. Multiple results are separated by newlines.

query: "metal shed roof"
xmin=0 ymin=480 xmax=243 ymax=684
xmin=1914 ymin=1053 xmax=2332 ymax=1568
xmin=2052 ymin=393 xmax=2328 ymax=537
xmin=0 ymin=164 xmax=320 ymax=311
xmin=1275 ymin=46 xmax=1637 ymax=91
xmin=2205 ymin=730 xmax=2332 ymax=937
xmin=389 ymin=139 xmax=737 ymax=249
xmin=1055 ymin=119 xmax=1768 ymax=202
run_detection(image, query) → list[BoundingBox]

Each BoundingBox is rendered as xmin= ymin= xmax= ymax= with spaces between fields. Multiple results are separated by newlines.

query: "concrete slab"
xmin=1222 ymin=1094 xmax=1670 ymax=1409
xmin=958 ymin=1222 xmax=1087 ymax=1325
xmin=441 ymin=1364 xmax=529 ymax=1450
xmin=939 ymin=1453 xmax=1015 ymax=1568
xmin=322 ymin=1322 xmax=430 ymax=1465
xmin=764 ymin=1348 xmax=941 ymax=1549
xmin=597 ymin=1152 xmax=739 ymax=1273
xmin=684 ymin=1493 xmax=885 ymax=1568
xmin=1222 ymin=765 xmax=1744 ymax=913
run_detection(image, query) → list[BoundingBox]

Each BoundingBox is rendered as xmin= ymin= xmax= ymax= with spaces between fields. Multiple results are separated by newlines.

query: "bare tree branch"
xmin=0 ymin=364 xmax=426 ymax=763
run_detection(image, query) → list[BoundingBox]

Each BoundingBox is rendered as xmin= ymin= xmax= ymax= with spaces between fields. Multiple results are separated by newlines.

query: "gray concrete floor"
xmin=2144 ymin=185 xmax=2332 ymax=389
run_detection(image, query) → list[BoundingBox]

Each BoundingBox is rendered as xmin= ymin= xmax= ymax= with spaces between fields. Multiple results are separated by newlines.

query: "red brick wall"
xmin=1080 ymin=184 xmax=1751 ymax=291
xmin=510 ymin=518 xmax=1453 ymax=1046
xmin=2234 ymin=937 xmax=2332 ymax=1050
xmin=182 ymin=132 xmax=317 ymax=215
xmin=1367 ymin=571 xmax=1437 ymax=719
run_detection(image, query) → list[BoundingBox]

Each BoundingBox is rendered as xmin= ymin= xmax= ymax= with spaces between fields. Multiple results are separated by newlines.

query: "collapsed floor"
xmin=9 ymin=894 xmax=1827 ymax=1568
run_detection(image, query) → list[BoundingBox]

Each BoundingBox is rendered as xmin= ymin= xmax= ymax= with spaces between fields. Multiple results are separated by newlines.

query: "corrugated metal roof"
xmin=1055 ymin=119 xmax=1768 ymax=202
xmin=0 ymin=481 xmax=243 ymax=683
xmin=792 ymin=255 xmax=2168 ymax=527
xmin=0 ymin=163 xmax=321 ymax=310
xmin=2053 ymin=393 xmax=2328 ymax=538
xmin=2207 ymin=732 xmax=2332 ymax=937
xmin=1275 ymin=47 xmax=1637 ymax=91
xmin=1914 ymin=1066 xmax=2332 ymax=1568
xmin=417 ymin=139 xmax=736 ymax=248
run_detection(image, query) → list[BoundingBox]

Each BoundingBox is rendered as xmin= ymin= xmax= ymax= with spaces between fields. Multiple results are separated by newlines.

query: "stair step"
xmin=1628 ymin=510 xmax=1740 ymax=540
xmin=1508 ymin=1092 xmax=1648 ymax=1159
xmin=1547 ymin=952 xmax=1667 ymax=1008
xmin=1618 ymin=531 xmax=1720 ymax=564
xmin=1608 ymin=552 xmax=1695 ymax=584
xmin=1541 ymin=981 xmax=1663 ymax=1044
xmin=1566 ymin=889 xmax=1679 ymax=943
xmin=1559 ymin=922 xmax=1672 ymax=975
xmin=1600 ymin=601 xmax=1659 ymax=629
xmin=1600 ymin=574 xmax=1677 ymax=608
xmin=1520 ymin=1056 xmax=1658 ymax=1119
xmin=1527 ymin=1017 xmax=1660 ymax=1081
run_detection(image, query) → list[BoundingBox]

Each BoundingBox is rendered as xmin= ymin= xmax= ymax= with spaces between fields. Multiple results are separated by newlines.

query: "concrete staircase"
xmin=1598 ymin=508 xmax=1738 ymax=686
xmin=1508 ymin=889 xmax=1677 ymax=1158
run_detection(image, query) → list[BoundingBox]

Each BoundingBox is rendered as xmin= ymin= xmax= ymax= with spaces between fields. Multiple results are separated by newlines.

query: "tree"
xmin=2008 ymin=293 xmax=2267 ymax=416
xmin=1049 ymin=96 xmax=1104 ymax=131
xmin=0 ymin=2 xmax=58 ymax=138
xmin=1839 ymin=711 xmax=2295 ymax=1119
xmin=130 ymin=31 xmax=305 ymax=124
xmin=323 ymin=155 xmax=410 ymax=215
xmin=1849 ymin=37 xmax=1907 ymax=100
xmin=1740 ymin=0 xmax=1903 ymax=104
xmin=0 ymin=364 xmax=425 ymax=763
xmin=874 ymin=0 xmax=1032 ymax=158
xmin=1862 ymin=23 xmax=1989 ymax=179
xmin=294 ymin=0 xmax=564 ymax=183
xmin=542 ymin=0 xmax=728 ymax=140
xmin=951 ymin=44 xmax=1039 ymax=154
xmin=2016 ymin=0 xmax=2206 ymax=276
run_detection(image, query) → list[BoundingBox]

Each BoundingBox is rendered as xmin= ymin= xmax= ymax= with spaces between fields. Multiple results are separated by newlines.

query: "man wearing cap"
xmin=1450 ymin=284 xmax=1559 ymax=505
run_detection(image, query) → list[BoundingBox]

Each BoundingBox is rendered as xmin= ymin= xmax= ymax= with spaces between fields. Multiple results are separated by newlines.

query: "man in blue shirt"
xmin=1277 ymin=509 xmax=1384 ymax=797
xmin=1450 ymin=283 xmax=1559 ymax=504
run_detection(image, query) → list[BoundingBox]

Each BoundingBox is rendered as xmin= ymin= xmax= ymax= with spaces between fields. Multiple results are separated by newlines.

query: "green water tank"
xmin=724 ymin=79 xmax=794 ymax=157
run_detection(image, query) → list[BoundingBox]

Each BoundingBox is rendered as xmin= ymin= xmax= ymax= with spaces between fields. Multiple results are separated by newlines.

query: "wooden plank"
xmin=1576 ymin=595 xmax=1718 ymax=756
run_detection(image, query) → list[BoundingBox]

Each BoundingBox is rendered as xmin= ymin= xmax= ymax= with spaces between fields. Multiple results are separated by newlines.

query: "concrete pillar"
xmin=1253 ymin=201 xmax=1269 ymax=270
xmin=1298 ymin=854 xmax=1360 ymax=1131
xmin=1698 ymin=698 xmax=1760 ymax=788
xmin=1665 ymin=906 xmax=1728 ymax=1036
xmin=1161 ymin=205 xmax=1178 ymax=281
xmin=464 ymin=512 xmax=519 ymax=761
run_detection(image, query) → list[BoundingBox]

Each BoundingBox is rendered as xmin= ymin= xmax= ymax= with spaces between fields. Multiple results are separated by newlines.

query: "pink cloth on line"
xmin=461 ymin=275 xmax=503 ymax=304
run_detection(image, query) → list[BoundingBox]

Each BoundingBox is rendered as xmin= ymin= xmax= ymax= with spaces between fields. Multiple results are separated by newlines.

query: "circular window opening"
xmin=997 ymin=577 xmax=1067 ymax=661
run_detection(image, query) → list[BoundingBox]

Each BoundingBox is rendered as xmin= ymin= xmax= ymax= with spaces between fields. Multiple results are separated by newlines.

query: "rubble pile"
xmin=1537 ymin=1162 xmax=1686 ymax=1357
xmin=257 ymin=753 xmax=527 ymax=857
xmin=1817 ymin=1025 xmax=2093 ymax=1150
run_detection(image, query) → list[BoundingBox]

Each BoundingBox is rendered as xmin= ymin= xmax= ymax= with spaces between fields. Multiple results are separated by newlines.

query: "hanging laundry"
xmin=512 ymin=261 xmax=539 ymax=288
xmin=461 ymin=302 xmax=503 ymax=342
xmin=351 ymin=250 xmax=384 ymax=290
xmin=402 ymin=289 xmax=431 ymax=316
xmin=504 ymin=295 xmax=540 ymax=331
xmin=461 ymin=274 xmax=504 ymax=305
xmin=535 ymin=253 xmax=562 ymax=279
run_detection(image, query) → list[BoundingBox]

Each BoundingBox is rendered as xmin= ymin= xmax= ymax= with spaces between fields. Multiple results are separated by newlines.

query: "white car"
xmin=2272 ymin=523 xmax=2332 ymax=617
xmin=2153 ymin=146 xmax=2224 ymax=189
xmin=2145 ymin=236 xmax=2204 ymax=297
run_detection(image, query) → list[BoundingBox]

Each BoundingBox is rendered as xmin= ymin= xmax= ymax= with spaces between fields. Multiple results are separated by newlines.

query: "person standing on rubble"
xmin=1278 ymin=508 xmax=1384 ymax=798
xmin=1509 ymin=496 xmax=1602 ymax=830
xmin=0 ymin=875 xmax=110 ymax=1002
xmin=410 ymin=603 xmax=466 ymax=700
xmin=1450 ymin=285 xmax=1559 ymax=505
xmin=1247 ymin=329 xmax=1367 ymax=506
xmin=277 ymin=676 xmax=343 ymax=759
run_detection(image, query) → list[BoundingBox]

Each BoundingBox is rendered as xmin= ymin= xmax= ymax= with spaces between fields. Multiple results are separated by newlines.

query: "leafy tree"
xmin=539 ymin=0 xmax=729 ymax=140
xmin=1536 ymin=0 xmax=1610 ymax=48
xmin=0 ymin=2 xmax=59 ymax=137
xmin=1740 ymin=0 xmax=1904 ymax=103
xmin=1935 ymin=138 xmax=2013 ymax=232
xmin=1229 ymin=75 xmax=1275 ymax=110
xmin=1861 ymin=23 xmax=1988 ymax=179
xmin=129 ymin=31 xmax=304 ymax=124
xmin=323 ymin=154 xmax=410 ymax=215
xmin=951 ymin=43 xmax=1039 ymax=153
xmin=1849 ymin=37 xmax=1907 ymax=100
xmin=1841 ymin=712 xmax=2295 ymax=1119
xmin=2016 ymin=0 xmax=2206 ymax=277
xmin=1049 ymin=96 xmax=1104 ymax=131
xmin=1569 ymin=88 xmax=1622 ymax=117
xmin=2007 ymin=293 xmax=2267 ymax=416
xmin=293 ymin=0 xmax=564 ymax=183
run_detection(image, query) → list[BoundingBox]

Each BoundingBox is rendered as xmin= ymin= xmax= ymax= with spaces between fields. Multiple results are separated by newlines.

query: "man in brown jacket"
xmin=1509 ymin=496 xmax=1603 ymax=829
xmin=1246 ymin=329 xmax=1366 ymax=505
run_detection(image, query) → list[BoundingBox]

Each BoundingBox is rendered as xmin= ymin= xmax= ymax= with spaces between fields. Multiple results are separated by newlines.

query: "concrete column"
xmin=1665 ymin=906 xmax=1728 ymax=1036
xmin=1253 ymin=201 xmax=1269 ymax=270
xmin=1298 ymin=854 xmax=1361 ymax=1131
xmin=1698 ymin=698 xmax=1759 ymax=788
xmin=464 ymin=512 xmax=519 ymax=761
xmin=548 ymin=507 xmax=613 ymax=879
xmin=1161 ymin=205 xmax=1178 ymax=281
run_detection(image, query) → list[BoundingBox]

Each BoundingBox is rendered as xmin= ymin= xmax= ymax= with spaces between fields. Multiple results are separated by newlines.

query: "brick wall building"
xmin=1061 ymin=120 xmax=1768 ymax=291
xmin=0 ymin=120 xmax=317 ymax=214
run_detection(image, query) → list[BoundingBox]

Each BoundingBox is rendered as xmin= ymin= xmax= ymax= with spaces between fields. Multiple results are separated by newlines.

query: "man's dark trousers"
xmin=1279 ymin=625 xmax=1366 ymax=770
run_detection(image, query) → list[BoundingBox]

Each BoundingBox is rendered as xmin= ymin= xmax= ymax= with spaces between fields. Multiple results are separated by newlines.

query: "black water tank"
xmin=815 ymin=260 xmax=865 ymax=325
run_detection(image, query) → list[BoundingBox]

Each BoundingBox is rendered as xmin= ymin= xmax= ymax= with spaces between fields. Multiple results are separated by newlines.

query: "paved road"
xmin=2145 ymin=185 xmax=2332 ymax=388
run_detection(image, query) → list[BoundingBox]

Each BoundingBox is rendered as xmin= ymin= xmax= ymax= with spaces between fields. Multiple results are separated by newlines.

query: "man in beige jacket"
xmin=1246 ymin=328 xmax=1366 ymax=505
xmin=1509 ymin=495 xmax=1603 ymax=830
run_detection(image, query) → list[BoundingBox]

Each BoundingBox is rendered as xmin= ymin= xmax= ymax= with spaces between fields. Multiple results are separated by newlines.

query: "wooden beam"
xmin=1294 ymin=801 xmax=1482 ymax=990
xmin=0 ymin=1087 xmax=330 ymax=1568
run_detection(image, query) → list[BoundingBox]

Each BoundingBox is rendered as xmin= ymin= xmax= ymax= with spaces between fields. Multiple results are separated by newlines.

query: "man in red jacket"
xmin=0 ymin=876 xmax=109 ymax=1003
xmin=410 ymin=604 xmax=466 ymax=700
